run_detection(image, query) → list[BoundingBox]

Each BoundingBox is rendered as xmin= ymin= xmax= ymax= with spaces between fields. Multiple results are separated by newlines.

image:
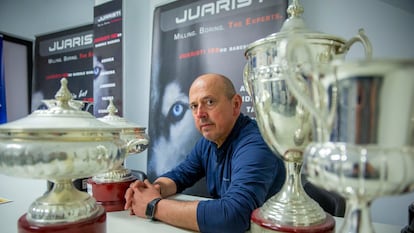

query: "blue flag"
xmin=0 ymin=35 xmax=7 ymax=124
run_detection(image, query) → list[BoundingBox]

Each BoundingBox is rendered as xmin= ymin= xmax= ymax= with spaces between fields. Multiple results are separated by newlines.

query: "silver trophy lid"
xmin=98 ymin=98 xmax=146 ymax=132
xmin=98 ymin=98 xmax=149 ymax=156
xmin=0 ymin=78 xmax=119 ymax=138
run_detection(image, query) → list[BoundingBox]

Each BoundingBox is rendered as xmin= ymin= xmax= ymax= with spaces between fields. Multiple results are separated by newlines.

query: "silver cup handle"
xmin=281 ymin=36 xmax=331 ymax=142
xmin=243 ymin=63 xmax=252 ymax=97
xmin=339 ymin=28 xmax=373 ymax=59
xmin=126 ymin=137 xmax=149 ymax=154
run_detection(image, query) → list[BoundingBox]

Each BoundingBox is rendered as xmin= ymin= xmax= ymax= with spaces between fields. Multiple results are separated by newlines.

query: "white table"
xmin=107 ymin=210 xmax=195 ymax=233
xmin=106 ymin=200 xmax=403 ymax=233
xmin=0 ymin=175 xmax=404 ymax=233
xmin=107 ymin=194 xmax=203 ymax=233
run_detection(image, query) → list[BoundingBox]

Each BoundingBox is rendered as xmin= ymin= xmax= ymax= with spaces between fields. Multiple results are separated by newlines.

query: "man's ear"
xmin=232 ymin=94 xmax=243 ymax=114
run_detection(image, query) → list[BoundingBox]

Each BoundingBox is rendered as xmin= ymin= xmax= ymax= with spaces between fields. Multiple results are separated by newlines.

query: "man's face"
xmin=189 ymin=76 xmax=238 ymax=146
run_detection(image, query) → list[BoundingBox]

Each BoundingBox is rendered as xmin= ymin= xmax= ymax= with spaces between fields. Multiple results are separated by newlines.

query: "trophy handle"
xmin=126 ymin=137 xmax=149 ymax=154
xmin=243 ymin=63 xmax=252 ymax=97
xmin=282 ymin=37 xmax=333 ymax=142
xmin=339 ymin=28 xmax=373 ymax=59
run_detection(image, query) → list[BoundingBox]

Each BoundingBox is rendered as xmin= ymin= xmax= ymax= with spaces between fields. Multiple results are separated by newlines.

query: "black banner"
xmin=33 ymin=24 xmax=94 ymax=113
xmin=93 ymin=0 xmax=123 ymax=117
xmin=148 ymin=0 xmax=288 ymax=195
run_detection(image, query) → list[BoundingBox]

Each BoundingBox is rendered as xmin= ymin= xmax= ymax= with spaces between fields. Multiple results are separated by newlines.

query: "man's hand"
xmin=124 ymin=179 xmax=145 ymax=215
xmin=124 ymin=179 xmax=162 ymax=217
xmin=124 ymin=178 xmax=200 ymax=231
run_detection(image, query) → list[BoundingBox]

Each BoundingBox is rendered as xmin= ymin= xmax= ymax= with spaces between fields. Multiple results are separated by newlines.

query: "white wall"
xmin=0 ymin=0 xmax=94 ymax=39
xmin=302 ymin=0 xmax=414 ymax=59
xmin=2 ymin=40 xmax=30 ymax=121
xmin=0 ymin=0 xmax=413 ymax=228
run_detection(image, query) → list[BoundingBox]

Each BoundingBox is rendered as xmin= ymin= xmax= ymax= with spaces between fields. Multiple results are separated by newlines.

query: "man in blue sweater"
xmin=124 ymin=73 xmax=285 ymax=233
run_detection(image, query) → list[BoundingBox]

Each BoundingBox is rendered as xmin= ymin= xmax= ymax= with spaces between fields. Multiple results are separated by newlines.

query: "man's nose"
xmin=195 ymin=106 xmax=207 ymax=119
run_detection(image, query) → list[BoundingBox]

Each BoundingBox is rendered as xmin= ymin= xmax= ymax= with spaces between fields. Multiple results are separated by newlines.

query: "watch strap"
xmin=145 ymin=197 xmax=162 ymax=220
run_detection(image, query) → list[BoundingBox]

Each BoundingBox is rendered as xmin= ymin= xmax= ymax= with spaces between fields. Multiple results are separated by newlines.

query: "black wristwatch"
xmin=145 ymin=197 xmax=162 ymax=220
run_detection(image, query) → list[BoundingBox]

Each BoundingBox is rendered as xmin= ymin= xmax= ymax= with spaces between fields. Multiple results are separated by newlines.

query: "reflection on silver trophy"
xmin=283 ymin=45 xmax=414 ymax=233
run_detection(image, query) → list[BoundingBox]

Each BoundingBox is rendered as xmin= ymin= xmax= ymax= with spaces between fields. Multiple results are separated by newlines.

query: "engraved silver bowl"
xmin=0 ymin=78 xmax=126 ymax=224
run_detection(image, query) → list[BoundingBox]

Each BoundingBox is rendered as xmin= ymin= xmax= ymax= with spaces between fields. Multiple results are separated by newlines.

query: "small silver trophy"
xmin=88 ymin=98 xmax=149 ymax=212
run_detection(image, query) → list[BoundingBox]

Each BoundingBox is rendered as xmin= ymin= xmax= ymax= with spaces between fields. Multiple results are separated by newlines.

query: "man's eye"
xmin=206 ymin=99 xmax=214 ymax=106
xmin=167 ymin=101 xmax=188 ymax=123
xmin=189 ymin=104 xmax=196 ymax=110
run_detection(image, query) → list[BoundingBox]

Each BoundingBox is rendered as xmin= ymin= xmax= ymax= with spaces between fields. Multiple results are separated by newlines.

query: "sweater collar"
xmin=213 ymin=113 xmax=247 ymax=162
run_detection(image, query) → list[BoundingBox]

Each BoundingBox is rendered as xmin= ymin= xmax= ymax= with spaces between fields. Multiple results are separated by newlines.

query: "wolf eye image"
xmin=148 ymin=79 xmax=200 ymax=176
xmin=93 ymin=55 xmax=107 ymax=115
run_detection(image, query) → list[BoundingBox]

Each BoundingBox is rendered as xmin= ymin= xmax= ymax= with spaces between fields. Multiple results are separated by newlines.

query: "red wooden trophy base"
xmin=402 ymin=202 xmax=414 ymax=233
xmin=18 ymin=206 xmax=106 ymax=233
xmin=87 ymin=178 xmax=136 ymax=212
xmin=251 ymin=208 xmax=335 ymax=233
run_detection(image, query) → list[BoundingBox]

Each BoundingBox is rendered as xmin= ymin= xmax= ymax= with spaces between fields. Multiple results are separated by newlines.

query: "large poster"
xmin=33 ymin=24 xmax=94 ymax=113
xmin=0 ymin=36 xmax=6 ymax=123
xmin=93 ymin=0 xmax=123 ymax=117
xmin=148 ymin=0 xmax=288 ymax=195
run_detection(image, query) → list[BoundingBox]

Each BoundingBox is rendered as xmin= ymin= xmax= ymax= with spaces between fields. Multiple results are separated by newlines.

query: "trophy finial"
xmin=106 ymin=98 xmax=118 ymax=116
xmin=287 ymin=0 xmax=304 ymax=18
xmin=54 ymin=78 xmax=73 ymax=108
xmin=280 ymin=0 xmax=306 ymax=32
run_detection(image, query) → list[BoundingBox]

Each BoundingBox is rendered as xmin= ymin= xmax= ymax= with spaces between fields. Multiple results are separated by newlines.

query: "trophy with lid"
xmin=243 ymin=0 xmax=372 ymax=232
xmin=0 ymin=78 xmax=126 ymax=233
xmin=87 ymin=98 xmax=149 ymax=212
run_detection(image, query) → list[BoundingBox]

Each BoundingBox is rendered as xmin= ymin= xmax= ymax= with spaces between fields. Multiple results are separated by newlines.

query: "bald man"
xmin=125 ymin=73 xmax=285 ymax=233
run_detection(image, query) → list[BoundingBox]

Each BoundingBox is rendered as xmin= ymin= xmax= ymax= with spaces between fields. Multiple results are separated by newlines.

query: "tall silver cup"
xmin=283 ymin=57 xmax=414 ymax=233
xmin=244 ymin=1 xmax=371 ymax=232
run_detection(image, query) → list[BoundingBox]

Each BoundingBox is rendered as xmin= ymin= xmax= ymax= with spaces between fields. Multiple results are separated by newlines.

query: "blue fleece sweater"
xmin=161 ymin=114 xmax=285 ymax=233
